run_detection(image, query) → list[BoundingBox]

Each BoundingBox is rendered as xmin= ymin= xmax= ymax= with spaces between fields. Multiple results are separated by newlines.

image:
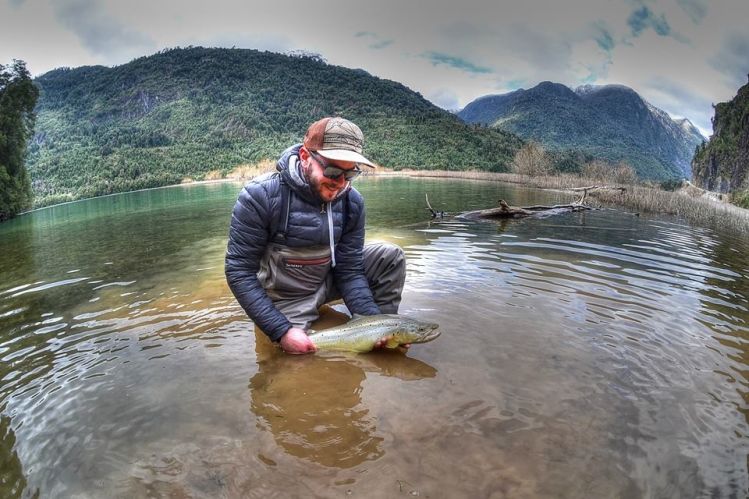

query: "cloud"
xmin=627 ymin=6 xmax=671 ymax=36
xmin=4 ymin=0 xmax=746 ymax=138
xmin=645 ymin=76 xmax=714 ymax=134
xmin=354 ymin=31 xmax=394 ymax=50
xmin=427 ymin=88 xmax=460 ymax=110
xmin=710 ymin=32 xmax=749 ymax=88
xmin=676 ymin=0 xmax=707 ymax=24
xmin=497 ymin=26 xmax=574 ymax=75
xmin=506 ymin=79 xmax=528 ymax=91
xmin=195 ymin=32 xmax=293 ymax=54
xmin=591 ymin=22 xmax=615 ymax=52
xmin=422 ymin=51 xmax=493 ymax=74
xmin=54 ymin=0 xmax=154 ymax=60
xmin=569 ymin=39 xmax=612 ymax=82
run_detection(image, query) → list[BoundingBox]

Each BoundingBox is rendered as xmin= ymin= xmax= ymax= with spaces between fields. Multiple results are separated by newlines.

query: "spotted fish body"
xmin=308 ymin=314 xmax=440 ymax=353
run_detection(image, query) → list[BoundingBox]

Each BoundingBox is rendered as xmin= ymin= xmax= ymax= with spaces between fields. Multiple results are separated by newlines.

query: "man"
xmin=225 ymin=117 xmax=406 ymax=354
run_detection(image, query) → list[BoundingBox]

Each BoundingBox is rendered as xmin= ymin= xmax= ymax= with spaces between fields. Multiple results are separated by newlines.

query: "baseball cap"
xmin=303 ymin=117 xmax=376 ymax=167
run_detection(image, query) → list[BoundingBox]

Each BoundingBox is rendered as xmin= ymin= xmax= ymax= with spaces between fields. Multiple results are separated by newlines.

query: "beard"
xmin=306 ymin=170 xmax=347 ymax=202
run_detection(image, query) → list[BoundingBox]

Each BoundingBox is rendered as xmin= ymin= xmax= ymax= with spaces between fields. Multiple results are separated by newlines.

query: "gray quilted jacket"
xmin=225 ymin=144 xmax=379 ymax=341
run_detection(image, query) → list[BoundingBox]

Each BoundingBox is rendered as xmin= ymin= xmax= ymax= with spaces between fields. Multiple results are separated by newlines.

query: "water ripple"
xmin=1 ymin=181 xmax=748 ymax=497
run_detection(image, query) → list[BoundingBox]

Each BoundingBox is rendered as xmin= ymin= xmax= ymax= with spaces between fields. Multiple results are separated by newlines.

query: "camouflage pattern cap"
xmin=303 ymin=117 xmax=375 ymax=167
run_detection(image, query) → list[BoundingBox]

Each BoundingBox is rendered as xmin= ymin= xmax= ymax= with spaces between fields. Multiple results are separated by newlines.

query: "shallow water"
xmin=0 ymin=177 xmax=747 ymax=498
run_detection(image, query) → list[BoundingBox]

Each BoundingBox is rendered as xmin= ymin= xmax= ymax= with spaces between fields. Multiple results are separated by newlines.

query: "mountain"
xmin=458 ymin=81 xmax=705 ymax=180
xmin=28 ymin=47 xmax=522 ymax=206
xmin=692 ymin=77 xmax=749 ymax=193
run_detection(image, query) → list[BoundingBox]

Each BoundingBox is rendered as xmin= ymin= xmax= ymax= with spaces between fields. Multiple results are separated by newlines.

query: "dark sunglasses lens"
xmin=324 ymin=166 xmax=361 ymax=180
xmin=344 ymin=168 xmax=361 ymax=180
xmin=323 ymin=166 xmax=344 ymax=179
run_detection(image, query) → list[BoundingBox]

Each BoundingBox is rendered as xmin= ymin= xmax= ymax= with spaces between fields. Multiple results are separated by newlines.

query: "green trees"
xmin=28 ymin=47 xmax=522 ymax=206
xmin=0 ymin=60 xmax=38 ymax=221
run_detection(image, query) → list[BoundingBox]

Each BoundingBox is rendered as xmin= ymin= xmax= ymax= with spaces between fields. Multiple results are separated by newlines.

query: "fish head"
xmin=394 ymin=318 xmax=441 ymax=344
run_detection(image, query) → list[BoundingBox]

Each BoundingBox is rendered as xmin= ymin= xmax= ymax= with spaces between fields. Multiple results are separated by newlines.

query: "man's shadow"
xmin=248 ymin=307 xmax=437 ymax=469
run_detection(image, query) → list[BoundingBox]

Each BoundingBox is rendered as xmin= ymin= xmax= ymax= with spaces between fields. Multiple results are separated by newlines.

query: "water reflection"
xmin=250 ymin=309 xmax=437 ymax=469
xmin=1 ymin=179 xmax=749 ymax=497
xmin=0 ymin=415 xmax=31 ymax=499
xmin=250 ymin=353 xmax=384 ymax=469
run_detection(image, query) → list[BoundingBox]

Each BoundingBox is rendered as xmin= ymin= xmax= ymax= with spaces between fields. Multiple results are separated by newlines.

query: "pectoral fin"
xmin=385 ymin=336 xmax=400 ymax=349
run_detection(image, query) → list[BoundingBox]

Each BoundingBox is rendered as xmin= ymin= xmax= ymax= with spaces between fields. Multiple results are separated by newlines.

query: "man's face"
xmin=300 ymin=147 xmax=359 ymax=203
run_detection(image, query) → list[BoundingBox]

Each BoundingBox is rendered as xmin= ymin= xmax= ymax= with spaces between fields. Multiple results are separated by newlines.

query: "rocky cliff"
xmin=692 ymin=77 xmax=749 ymax=193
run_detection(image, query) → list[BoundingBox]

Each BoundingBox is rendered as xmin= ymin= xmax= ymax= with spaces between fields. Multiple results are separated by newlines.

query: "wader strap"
xmin=272 ymin=180 xmax=291 ymax=243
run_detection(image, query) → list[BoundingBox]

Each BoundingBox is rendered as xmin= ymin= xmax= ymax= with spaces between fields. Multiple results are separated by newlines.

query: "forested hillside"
xmin=29 ymin=47 xmax=522 ymax=206
xmin=458 ymin=81 xmax=704 ymax=180
xmin=692 ymin=77 xmax=749 ymax=199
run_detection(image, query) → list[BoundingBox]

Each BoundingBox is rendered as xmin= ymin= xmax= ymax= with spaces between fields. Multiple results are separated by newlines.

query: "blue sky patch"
xmin=592 ymin=22 xmax=615 ymax=52
xmin=423 ymin=52 xmax=492 ymax=74
xmin=628 ymin=6 xmax=671 ymax=37
xmin=355 ymin=31 xmax=394 ymax=50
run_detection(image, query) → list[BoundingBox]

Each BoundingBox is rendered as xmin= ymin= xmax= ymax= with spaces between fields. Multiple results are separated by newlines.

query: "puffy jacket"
xmin=225 ymin=144 xmax=379 ymax=341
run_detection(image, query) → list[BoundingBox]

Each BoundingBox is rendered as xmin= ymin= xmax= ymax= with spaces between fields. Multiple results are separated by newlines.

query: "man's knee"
xmin=364 ymin=242 xmax=406 ymax=276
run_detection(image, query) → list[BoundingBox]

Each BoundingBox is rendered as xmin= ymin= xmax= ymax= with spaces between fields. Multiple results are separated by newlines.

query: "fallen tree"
xmin=439 ymin=186 xmax=627 ymax=220
xmin=458 ymin=199 xmax=592 ymax=220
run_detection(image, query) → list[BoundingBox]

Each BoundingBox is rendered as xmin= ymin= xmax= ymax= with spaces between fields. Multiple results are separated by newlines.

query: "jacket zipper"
xmin=327 ymin=202 xmax=336 ymax=268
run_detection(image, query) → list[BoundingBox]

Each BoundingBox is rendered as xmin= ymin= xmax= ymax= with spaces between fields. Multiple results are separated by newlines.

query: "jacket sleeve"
xmin=225 ymin=182 xmax=293 ymax=341
xmin=332 ymin=191 xmax=381 ymax=315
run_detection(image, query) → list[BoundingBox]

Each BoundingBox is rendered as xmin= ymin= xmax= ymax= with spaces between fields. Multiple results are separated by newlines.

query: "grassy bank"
xmin=402 ymin=170 xmax=749 ymax=236
xmin=107 ymin=162 xmax=749 ymax=236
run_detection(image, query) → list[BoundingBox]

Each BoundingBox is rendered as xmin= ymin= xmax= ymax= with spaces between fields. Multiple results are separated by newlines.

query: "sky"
xmin=2 ymin=0 xmax=748 ymax=137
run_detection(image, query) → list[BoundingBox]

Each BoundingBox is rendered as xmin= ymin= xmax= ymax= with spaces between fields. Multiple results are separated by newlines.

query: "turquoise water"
xmin=1 ymin=177 xmax=747 ymax=498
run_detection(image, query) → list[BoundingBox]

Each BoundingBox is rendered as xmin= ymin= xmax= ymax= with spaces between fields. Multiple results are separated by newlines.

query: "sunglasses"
xmin=310 ymin=151 xmax=362 ymax=181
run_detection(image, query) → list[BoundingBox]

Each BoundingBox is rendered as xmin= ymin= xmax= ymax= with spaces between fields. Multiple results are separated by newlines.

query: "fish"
xmin=307 ymin=314 xmax=440 ymax=353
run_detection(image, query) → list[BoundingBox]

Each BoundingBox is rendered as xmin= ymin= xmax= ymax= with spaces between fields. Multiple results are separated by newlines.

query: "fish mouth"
xmin=420 ymin=324 xmax=441 ymax=342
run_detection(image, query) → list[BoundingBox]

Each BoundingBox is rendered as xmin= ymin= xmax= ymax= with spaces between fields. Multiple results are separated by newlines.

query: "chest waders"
xmin=256 ymin=181 xmax=345 ymax=328
xmin=256 ymin=180 xmax=407 ymax=331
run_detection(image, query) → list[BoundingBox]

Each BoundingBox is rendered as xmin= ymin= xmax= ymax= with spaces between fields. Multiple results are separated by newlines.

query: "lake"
xmin=1 ymin=177 xmax=747 ymax=498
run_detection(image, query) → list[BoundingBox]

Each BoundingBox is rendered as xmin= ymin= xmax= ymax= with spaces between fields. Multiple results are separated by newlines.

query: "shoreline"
xmin=19 ymin=170 xmax=749 ymax=235
xmin=397 ymin=170 xmax=749 ymax=234
xmin=177 ymin=170 xmax=749 ymax=235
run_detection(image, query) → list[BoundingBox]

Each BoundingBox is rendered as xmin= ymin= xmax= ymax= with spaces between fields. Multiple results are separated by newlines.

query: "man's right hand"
xmin=279 ymin=327 xmax=317 ymax=354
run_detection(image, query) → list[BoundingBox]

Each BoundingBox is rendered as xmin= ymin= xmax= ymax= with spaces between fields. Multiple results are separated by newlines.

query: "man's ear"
xmin=298 ymin=146 xmax=311 ymax=173
xmin=299 ymin=146 xmax=310 ymax=162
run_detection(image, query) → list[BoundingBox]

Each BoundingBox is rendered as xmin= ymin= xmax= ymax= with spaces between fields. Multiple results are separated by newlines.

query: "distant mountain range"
xmin=692 ymin=77 xmax=749 ymax=193
xmin=457 ymin=81 xmax=705 ymax=180
xmin=28 ymin=47 xmax=521 ymax=206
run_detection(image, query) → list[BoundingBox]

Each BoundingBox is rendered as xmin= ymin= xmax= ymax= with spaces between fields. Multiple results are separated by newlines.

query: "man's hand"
xmin=279 ymin=326 xmax=317 ymax=354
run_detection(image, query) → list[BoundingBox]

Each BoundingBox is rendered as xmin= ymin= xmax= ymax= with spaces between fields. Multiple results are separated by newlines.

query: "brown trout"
xmin=308 ymin=314 xmax=440 ymax=353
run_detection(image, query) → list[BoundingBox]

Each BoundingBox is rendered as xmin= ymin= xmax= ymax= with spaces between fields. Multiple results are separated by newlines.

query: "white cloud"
xmin=54 ymin=0 xmax=155 ymax=60
xmin=2 ymin=0 xmax=748 ymax=137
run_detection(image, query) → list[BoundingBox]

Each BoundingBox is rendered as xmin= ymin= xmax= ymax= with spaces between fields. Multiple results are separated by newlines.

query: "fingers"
xmin=373 ymin=336 xmax=389 ymax=349
xmin=373 ymin=336 xmax=411 ymax=350
xmin=280 ymin=327 xmax=317 ymax=354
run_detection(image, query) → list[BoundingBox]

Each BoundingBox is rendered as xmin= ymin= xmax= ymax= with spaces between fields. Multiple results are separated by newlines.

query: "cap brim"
xmin=316 ymin=149 xmax=376 ymax=167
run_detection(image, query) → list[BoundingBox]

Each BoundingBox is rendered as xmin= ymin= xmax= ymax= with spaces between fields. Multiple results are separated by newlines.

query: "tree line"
xmin=0 ymin=60 xmax=38 ymax=221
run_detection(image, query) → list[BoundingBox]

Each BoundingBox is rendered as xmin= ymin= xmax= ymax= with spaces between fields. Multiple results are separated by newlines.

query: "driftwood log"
xmin=425 ymin=193 xmax=445 ymax=219
xmin=458 ymin=200 xmax=591 ymax=220
xmin=450 ymin=186 xmax=626 ymax=220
